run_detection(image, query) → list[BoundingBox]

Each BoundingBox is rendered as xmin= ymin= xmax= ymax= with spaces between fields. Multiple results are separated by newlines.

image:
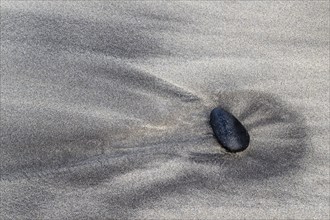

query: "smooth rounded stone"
xmin=210 ymin=107 xmax=250 ymax=152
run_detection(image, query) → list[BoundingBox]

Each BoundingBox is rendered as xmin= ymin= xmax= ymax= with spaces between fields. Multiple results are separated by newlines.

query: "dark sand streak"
xmin=0 ymin=2 xmax=328 ymax=219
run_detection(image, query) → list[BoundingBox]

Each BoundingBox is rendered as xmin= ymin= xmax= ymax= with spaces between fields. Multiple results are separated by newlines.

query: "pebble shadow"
xmin=190 ymin=90 xmax=309 ymax=181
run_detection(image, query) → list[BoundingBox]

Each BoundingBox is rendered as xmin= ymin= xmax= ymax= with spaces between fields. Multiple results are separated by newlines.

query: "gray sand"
xmin=1 ymin=2 xmax=329 ymax=219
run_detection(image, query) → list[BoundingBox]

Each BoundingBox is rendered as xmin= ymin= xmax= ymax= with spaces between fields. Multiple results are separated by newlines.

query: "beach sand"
xmin=1 ymin=2 xmax=329 ymax=219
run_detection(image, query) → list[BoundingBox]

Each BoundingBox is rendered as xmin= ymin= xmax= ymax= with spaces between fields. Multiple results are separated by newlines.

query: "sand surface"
xmin=1 ymin=1 xmax=329 ymax=219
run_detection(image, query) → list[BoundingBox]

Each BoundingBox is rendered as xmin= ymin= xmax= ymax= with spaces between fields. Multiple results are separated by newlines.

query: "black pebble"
xmin=210 ymin=107 xmax=250 ymax=152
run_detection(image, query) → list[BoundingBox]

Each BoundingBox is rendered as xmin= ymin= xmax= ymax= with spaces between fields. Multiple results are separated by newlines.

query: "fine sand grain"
xmin=1 ymin=2 xmax=329 ymax=219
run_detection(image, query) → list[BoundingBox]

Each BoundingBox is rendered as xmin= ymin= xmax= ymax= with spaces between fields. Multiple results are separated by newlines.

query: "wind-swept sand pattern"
xmin=1 ymin=1 xmax=329 ymax=219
